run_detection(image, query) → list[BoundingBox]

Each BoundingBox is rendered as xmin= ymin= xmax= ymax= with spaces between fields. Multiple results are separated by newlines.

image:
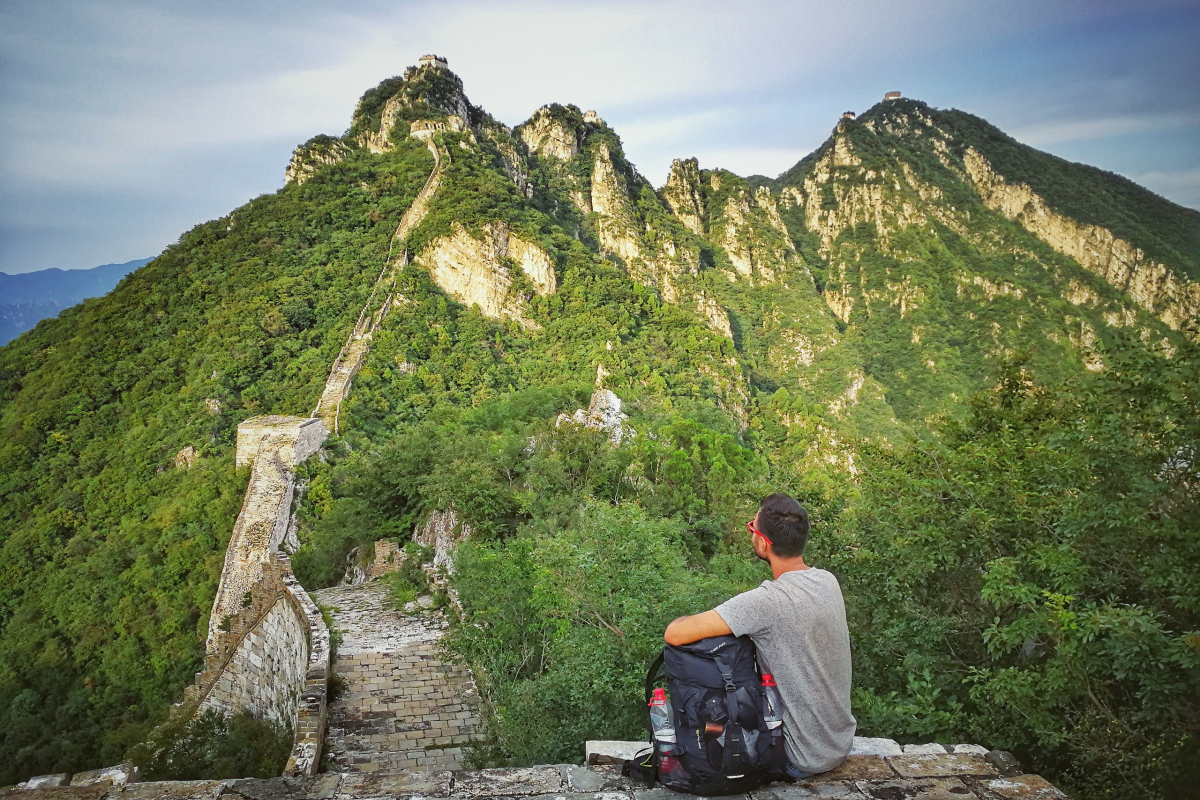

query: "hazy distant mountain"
xmin=0 ymin=258 xmax=150 ymax=344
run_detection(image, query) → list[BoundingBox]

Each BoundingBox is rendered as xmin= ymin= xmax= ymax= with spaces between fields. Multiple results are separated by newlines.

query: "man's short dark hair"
xmin=759 ymin=493 xmax=809 ymax=557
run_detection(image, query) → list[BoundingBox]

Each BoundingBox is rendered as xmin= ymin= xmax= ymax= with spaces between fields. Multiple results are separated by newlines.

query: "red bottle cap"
xmin=649 ymin=687 xmax=667 ymax=706
xmin=761 ymin=673 xmax=777 ymax=687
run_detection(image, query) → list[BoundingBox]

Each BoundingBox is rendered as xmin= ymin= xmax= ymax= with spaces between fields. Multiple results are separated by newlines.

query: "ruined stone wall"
xmin=315 ymin=134 xmax=444 ymax=434
xmin=180 ymin=416 xmax=333 ymax=775
xmin=185 ymin=551 xmax=331 ymax=776
xmin=199 ymin=586 xmax=308 ymax=726
xmin=235 ymin=416 xmax=327 ymax=470
xmin=207 ymin=454 xmax=296 ymax=645
xmin=16 ymin=740 xmax=1072 ymax=797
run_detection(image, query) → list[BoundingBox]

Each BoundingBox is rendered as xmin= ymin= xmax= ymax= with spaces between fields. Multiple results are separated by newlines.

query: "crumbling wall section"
xmin=197 ymin=565 xmax=308 ymax=726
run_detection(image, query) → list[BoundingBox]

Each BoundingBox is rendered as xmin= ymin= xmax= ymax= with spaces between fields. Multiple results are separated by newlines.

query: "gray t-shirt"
xmin=715 ymin=567 xmax=856 ymax=774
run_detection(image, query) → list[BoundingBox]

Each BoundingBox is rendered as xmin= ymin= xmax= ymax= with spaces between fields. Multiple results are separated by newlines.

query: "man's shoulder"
xmin=778 ymin=567 xmax=844 ymax=596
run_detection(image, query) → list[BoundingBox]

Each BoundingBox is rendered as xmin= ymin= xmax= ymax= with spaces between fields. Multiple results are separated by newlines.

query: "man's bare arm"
xmin=664 ymin=610 xmax=733 ymax=646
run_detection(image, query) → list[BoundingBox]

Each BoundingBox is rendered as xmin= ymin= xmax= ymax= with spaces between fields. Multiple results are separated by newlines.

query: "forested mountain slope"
xmin=1 ymin=62 xmax=1196 ymax=798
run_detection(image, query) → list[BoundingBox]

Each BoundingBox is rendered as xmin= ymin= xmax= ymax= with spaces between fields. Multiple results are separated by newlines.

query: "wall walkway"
xmin=314 ymin=135 xmax=444 ymax=434
xmin=316 ymin=582 xmax=479 ymax=773
xmin=171 ymin=119 xmax=453 ymax=775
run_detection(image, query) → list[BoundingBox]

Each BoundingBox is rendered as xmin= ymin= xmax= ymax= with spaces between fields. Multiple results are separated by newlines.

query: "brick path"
xmin=314 ymin=583 xmax=479 ymax=773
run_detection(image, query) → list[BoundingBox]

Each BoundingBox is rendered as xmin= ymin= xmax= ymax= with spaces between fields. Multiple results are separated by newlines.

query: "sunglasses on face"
xmin=747 ymin=519 xmax=772 ymax=545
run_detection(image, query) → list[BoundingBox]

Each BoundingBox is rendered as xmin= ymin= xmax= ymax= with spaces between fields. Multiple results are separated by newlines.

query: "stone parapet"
xmin=206 ymin=454 xmax=297 ymax=646
xmin=181 ymin=553 xmax=330 ymax=777
xmin=282 ymin=560 xmax=332 ymax=777
xmin=11 ymin=748 xmax=1070 ymax=798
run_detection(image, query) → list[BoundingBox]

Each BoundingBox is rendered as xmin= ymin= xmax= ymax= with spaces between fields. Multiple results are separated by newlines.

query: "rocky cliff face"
xmin=662 ymin=158 xmax=706 ymax=235
xmin=963 ymin=147 xmax=1200 ymax=339
xmin=415 ymin=222 xmax=555 ymax=326
xmin=519 ymin=106 xmax=581 ymax=162
xmin=286 ymin=137 xmax=353 ymax=185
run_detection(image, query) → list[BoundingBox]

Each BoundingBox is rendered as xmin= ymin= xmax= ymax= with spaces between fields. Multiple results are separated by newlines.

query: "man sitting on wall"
xmin=663 ymin=493 xmax=856 ymax=778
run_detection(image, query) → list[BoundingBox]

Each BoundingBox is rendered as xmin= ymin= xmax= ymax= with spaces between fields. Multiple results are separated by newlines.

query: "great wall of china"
xmin=179 ymin=112 xmax=459 ymax=779
xmin=9 ymin=63 xmax=1074 ymax=799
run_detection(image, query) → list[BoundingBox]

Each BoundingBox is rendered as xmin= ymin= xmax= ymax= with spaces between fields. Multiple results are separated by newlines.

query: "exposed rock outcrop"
xmin=695 ymin=292 xmax=732 ymax=338
xmin=964 ymin=147 xmax=1200 ymax=339
xmin=413 ymin=509 xmax=473 ymax=574
xmin=590 ymin=144 xmax=698 ymax=300
xmin=520 ymin=106 xmax=580 ymax=161
xmin=416 ymin=222 xmax=556 ymax=325
xmin=362 ymin=96 xmax=406 ymax=153
xmin=556 ymin=389 xmax=635 ymax=444
xmin=781 ymin=132 xmax=927 ymax=256
xmin=590 ymin=142 xmax=643 ymax=263
xmin=709 ymin=182 xmax=795 ymax=283
xmin=482 ymin=123 xmax=533 ymax=197
xmin=286 ymin=137 xmax=353 ymax=185
xmin=662 ymin=158 xmax=706 ymax=235
xmin=173 ymin=445 xmax=196 ymax=469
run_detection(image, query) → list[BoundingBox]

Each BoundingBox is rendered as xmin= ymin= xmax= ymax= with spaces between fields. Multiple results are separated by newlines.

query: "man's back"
xmin=715 ymin=568 xmax=855 ymax=774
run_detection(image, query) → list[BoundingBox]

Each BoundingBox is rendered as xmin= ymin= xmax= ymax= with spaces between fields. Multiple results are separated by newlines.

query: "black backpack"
xmin=634 ymin=634 xmax=788 ymax=795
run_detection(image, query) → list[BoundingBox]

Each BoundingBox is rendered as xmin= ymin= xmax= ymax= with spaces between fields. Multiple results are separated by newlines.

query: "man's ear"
xmin=752 ymin=533 xmax=770 ymax=558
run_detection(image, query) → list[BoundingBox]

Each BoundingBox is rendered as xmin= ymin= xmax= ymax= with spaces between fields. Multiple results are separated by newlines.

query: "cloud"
xmin=1012 ymin=112 xmax=1200 ymax=148
xmin=1 ymin=0 xmax=1198 ymax=273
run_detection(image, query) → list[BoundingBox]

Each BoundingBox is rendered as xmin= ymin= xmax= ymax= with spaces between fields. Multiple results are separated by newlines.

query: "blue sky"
xmin=1 ymin=0 xmax=1197 ymax=274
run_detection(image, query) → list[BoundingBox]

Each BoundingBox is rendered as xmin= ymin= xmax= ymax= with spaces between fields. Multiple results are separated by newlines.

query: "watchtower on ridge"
xmin=884 ymin=91 xmax=902 ymax=101
xmin=420 ymin=54 xmax=449 ymax=69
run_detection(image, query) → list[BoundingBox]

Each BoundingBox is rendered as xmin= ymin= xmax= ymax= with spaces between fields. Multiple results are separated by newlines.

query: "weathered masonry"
xmin=166 ymin=84 xmax=456 ymax=776
xmin=12 ymin=739 xmax=1072 ymax=798
xmin=183 ymin=414 xmax=332 ymax=776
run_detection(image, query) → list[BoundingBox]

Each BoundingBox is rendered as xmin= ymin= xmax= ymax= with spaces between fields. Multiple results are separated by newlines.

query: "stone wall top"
xmin=10 ymin=743 xmax=1069 ymax=798
xmin=235 ymin=416 xmax=327 ymax=469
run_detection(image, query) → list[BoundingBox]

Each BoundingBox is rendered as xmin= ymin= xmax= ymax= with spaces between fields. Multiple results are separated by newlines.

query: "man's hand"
xmin=664 ymin=610 xmax=733 ymax=646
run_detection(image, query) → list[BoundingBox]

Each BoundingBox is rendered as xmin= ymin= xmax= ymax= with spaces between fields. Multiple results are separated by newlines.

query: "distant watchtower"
xmin=842 ymin=111 xmax=856 ymax=119
xmin=883 ymin=91 xmax=902 ymax=101
xmin=420 ymin=54 xmax=449 ymax=69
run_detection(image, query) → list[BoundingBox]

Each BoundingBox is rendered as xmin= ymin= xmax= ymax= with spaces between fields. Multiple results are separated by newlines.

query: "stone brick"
xmin=982 ymin=752 xmax=1023 ymax=778
xmin=754 ymin=783 xmax=868 ymax=799
xmin=69 ymin=763 xmax=139 ymax=787
xmin=108 ymin=780 xmax=226 ymax=800
xmin=849 ymin=737 xmax=903 ymax=757
xmin=902 ymin=744 xmax=947 ymax=755
xmin=11 ymin=788 xmax=108 ymax=800
xmin=805 ymin=755 xmax=895 ymax=783
xmin=23 ymin=776 xmax=71 ymax=790
xmin=225 ymin=775 xmax=341 ymax=800
xmin=451 ymin=766 xmax=566 ymax=797
xmin=887 ymin=753 xmax=998 ymax=779
xmin=334 ymin=770 xmax=451 ymax=799
xmin=970 ymin=775 xmax=1069 ymax=799
xmin=854 ymin=777 xmax=979 ymax=799
xmin=586 ymin=740 xmax=653 ymax=766
xmin=636 ymin=788 xmax=750 ymax=800
xmin=951 ymin=746 xmax=989 ymax=757
xmin=564 ymin=765 xmax=633 ymax=792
